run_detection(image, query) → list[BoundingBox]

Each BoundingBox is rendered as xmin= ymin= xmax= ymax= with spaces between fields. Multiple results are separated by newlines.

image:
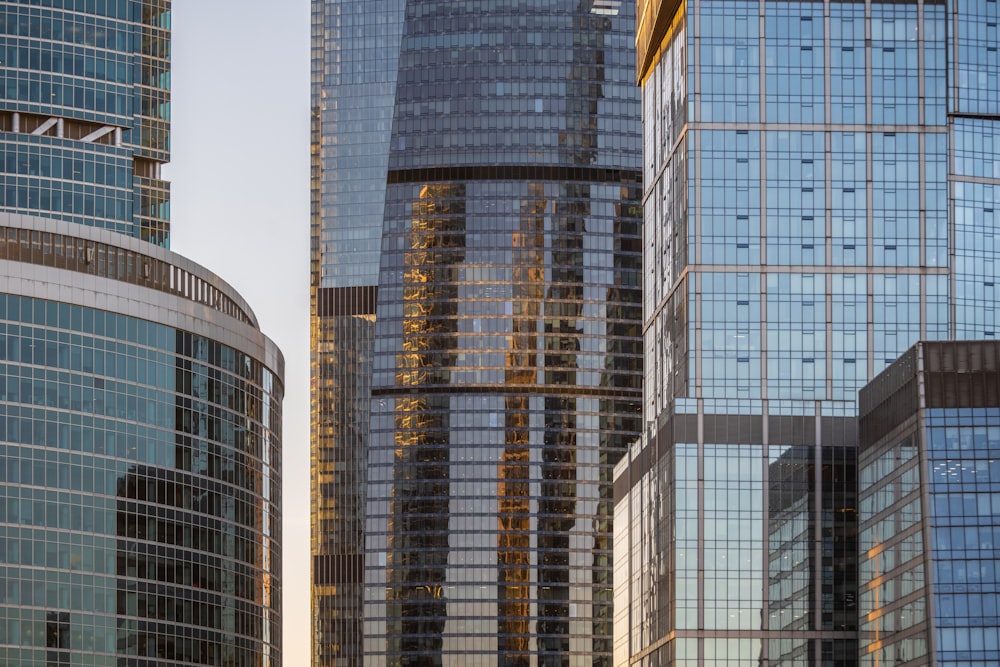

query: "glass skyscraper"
xmin=0 ymin=0 xmax=170 ymax=245
xmin=859 ymin=340 xmax=1000 ymax=666
xmin=615 ymin=0 xmax=999 ymax=665
xmin=310 ymin=1 xmax=643 ymax=664
xmin=0 ymin=2 xmax=284 ymax=665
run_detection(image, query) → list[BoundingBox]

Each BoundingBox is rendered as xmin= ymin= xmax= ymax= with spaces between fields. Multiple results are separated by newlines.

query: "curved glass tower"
xmin=0 ymin=214 xmax=283 ymax=666
xmin=311 ymin=1 xmax=642 ymax=665
xmin=0 ymin=2 xmax=284 ymax=665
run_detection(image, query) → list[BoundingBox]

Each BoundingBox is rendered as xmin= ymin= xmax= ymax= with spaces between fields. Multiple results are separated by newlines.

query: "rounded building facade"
xmin=357 ymin=2 xmax=642 ymax=665
xmin=0 ymin=213 xmax=282 ymax=666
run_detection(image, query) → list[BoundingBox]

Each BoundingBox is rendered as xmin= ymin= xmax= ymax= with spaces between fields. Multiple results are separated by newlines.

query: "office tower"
xmin=0 ymin=0 xmax=171 ymax=245
xmin=310 ymin=1 xmax=642 ymax=664
xmin=858 ymin=340 xmax=1000 ymax=666
xmin=309 ymin=1 xmax=398 ymax=662
xmin=615 ymin=0 xmax=999 ymax=665
xmin=0 ymin=2 xmax=284 ymax=665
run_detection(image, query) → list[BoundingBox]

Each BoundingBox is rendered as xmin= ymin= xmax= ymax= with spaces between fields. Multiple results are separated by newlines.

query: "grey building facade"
xmin=0 ymin=2 xmax=284 ymax=665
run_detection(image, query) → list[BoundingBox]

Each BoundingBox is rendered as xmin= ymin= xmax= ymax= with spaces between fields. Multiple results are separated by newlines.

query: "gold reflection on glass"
xmin=309 ymin=74 xmax=377 ymax=658
xmin=387 ymin=184 xmax=465 ymax=660
xmin=310 ymin=312 xmax=372 ymax=665
xmin=536 ymin=184 xmax=585 ymax=654
xmin=636 ymin=0 xmax=686 ymax=83
xmin=497 ymin=185 xmax=546 ymax=661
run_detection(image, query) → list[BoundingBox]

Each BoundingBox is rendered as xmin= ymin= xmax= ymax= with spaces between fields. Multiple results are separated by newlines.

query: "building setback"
xmin=0 ymin=2 xmax=284 ymax=665
xmin=858 ymin=340 xmax=1000 ymax=666
xmin=310 ymin=1 xmax=643 ymax=664
xmin=615 ymin=0 xmax=999 ymax=665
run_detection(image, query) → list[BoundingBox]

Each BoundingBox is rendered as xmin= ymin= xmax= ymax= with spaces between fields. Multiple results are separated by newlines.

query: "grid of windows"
xmin=703 ymin=445 xmax=763 ymax=631
xmin=955 ymin=118 xmax=1000 ymax=180
xmin=0 ymin=137 xmax=134 ymax=232
xmin=953 ymin=182 xmax=1000 ymax=340
xmin=627 ymin=0 xmax=958 ymax=664
xmin=700 ymin=130 xmax=760 ymax=266
xmin=954 ymin=0 xmax=1000 ymax=116
xmin=647 ymin=1 xmax=950 ymax=411
xmin=872 ymin=132 xmax=921 ymax=267
xmin=1 ymin=1 xmax=281 ymax=665
xmin=765 ymin=3 xmax=823 ymax=124
xmin=312 ymin=2 xmax=643 ymax=665
xmin=831 ymin=274 xmax=867 ymax=401
xmin=698 ymin=1 xmax=759 ymax=123
xmin=830 ymin=133 xmax=867 ymax=266
xmin=0 ymin=1 xmax=170 ymax=245
xmin=950 ymin=1 xmax=1000 ymax=347
xmin=829 ymin=4 xmax=865 ymax=125
xmin=0 ymin=290 xmax=282 ymax=667
xmin=858 ymin=425 xmax=929 ymax=667
xmin=767 ymin=274 xmax=826 ymax=400
xmin=617 ymin=414 xmax=858 ymax=667
xmin=0 ymin=7 xmax=135 ymax=86
xmin=699 ymin=272 xmax=760 ymax=399
xmin=924 ymin=5 xmax=947 ymax=125
xmin=333 ymin=4 xmax=645 ymax=665
xmin=765 ymin=131 xmax=824 ymax=266
xmin=312 ymin=0 xmax=403 ymax=287
xmin=926 ymin=409 xmax=1000 ymax=665
xmin=859 ymin=350 xmax=1000 ymax=667
xmin=365 ymin=176 xmax=642 ymax=665
xmin=674 ymin=443 xmax=697 ymax=633
xmin=309 ymin=0 xmax=405 ymax=662
xmin=641 ymin=14 xmax=688 ymax=424
xmin=870 ymin=4 xmax=921 ymax=125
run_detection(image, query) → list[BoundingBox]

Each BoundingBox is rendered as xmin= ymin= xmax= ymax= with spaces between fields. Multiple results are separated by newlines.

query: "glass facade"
xmin=310 ymin=0 xmax=403 ymax=663
xmin=0 ymin=214 xmax=284 ymax=666
xmin=618 ymin=0 xmax=999 ymax=665
xmin=311 ymin=1 xmax=643 ymax=665
xmin=858 ymin=341 xmax=1000 ymax=666
xmin=0 ymin=0 xmax=171 ymax=245
xmin=924 ymin=409 xmax=1000 ymax=665
xmin=1 ymin=2 xmax=285 ymax=665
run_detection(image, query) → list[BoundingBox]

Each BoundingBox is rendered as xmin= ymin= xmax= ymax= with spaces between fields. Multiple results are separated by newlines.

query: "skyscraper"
xmin=0 ymin=0 xmax=171 ymax=245
xmin=310 ymin=1 xmax=643 ymax=664
xmin=859 ymin=340 xmax=1000 ymax=666
xmin=0 ymin=2 xmax=284 ymax=664
xmin=615 ymin=0 xmax=999 ymax=665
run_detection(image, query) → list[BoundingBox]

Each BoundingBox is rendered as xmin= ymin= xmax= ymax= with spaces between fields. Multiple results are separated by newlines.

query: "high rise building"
xmin=858 ymin=340 xmax=1000 ymax=666
xmin=0 ymin=0 xmax=171 ymax=245
xmin=310 ymin=1 xmax=643 ymax=664
xmin=615 ymin=0 xmax=999 ymax=665
xmin=0 ymin=2 xmax=283 ymax=665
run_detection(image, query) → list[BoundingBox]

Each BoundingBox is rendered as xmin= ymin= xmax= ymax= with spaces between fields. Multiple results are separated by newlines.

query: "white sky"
xmin=166 ymin=2 xmax=312 ymax=664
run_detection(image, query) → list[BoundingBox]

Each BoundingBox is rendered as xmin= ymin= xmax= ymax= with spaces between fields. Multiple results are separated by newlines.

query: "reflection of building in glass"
xmin=0 ymin=215 xmax=283 ymax=666
xmin=387 ymin=183 xmax=465 ymax=656
xmin=614 ymin=415 xmax=856 ymax=666
xmin=615 ymin=0 xmax=1000 ymax=664
xmin=0 ymin=2 xmax=284 ymax=665
xmin=310 ymin=1 xmax=643 ymax=664
xmin=309 ymin=0 xmax=400 ymax=660
xmin=116 ymin=456 xmax=276 ymax=662
xmin=858 ymin=341 xmax=1000 ymax=666
xmin=767 ymin=444 xmax=858 ymax=666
